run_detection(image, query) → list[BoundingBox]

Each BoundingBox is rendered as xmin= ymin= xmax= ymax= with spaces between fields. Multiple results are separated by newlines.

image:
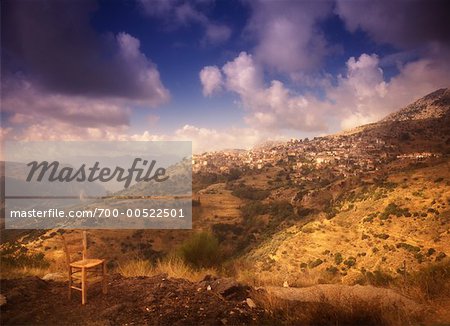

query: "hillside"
xmin=243 ymin=159 xmax=450 ymax=284
xmin=1 ymin=88 xmax=450 ymax=324
xmin=381 ymin=88 xmax=450 ymax=122
xmin=337 ymin=88 xmax=450 ymax=154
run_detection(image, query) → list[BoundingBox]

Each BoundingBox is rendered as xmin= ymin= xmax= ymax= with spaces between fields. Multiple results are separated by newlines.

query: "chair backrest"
xmin=61 ymin=231 xmax=88 ymax=267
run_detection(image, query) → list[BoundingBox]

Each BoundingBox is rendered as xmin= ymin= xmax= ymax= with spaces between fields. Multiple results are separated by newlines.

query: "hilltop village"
xmin=193 ymin=133 xmax=441 ymax=184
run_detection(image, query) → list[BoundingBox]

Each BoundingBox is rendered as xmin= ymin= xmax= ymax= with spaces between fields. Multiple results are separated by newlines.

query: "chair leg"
xmin=68 ymin=267 xmax=72 ymax=300
xmin=102 ymin=261 xmax=107 ymax=295
xmin=81 ymin=267 xmax=87 ymax=305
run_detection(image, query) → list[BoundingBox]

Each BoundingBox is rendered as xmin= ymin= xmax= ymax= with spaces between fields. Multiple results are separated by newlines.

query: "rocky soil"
xmin=0 ymin=274 xmax=266 ymax=325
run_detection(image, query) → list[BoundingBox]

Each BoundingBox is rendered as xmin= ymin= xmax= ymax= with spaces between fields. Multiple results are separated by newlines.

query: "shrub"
xmin=241 ymin=201 xmax=268 ymax=218
xmin=396 ymin=242 xmax=420 ymax=253
xmin=309 ymin=259 xmax=323 ymax=268
xmin=436 ymin=252 xmax=447 ymax=262
xmin=334 ymin=253 xmax=343 ymax=265
xmin=230 ymin=184 xmax=270 ymax=200
xmin=179 ymin=232 xmax=220 ymax=268
xmin=344 ymin=257 xmax=357 ymax=267
xmin=268 ymin=201 xmax=296 ymax=220
xmin=326 ymin=266 xmax=339 ymax=275
xmin=365 ymin=270 xmax=394 ymax=286
xmin=380 ymin=203 xmax=410 ymax=219
xmin=427 ymin=248 xmax=436 ymax=256
xmin=0 ymin=243 xmax=49 ymax=269
xmin=376 ymin=233 xmax=390 ymax=240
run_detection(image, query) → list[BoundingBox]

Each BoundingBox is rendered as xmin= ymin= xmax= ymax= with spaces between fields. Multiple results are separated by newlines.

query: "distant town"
xmin=193 ymin=133 xmax=441 ymax=185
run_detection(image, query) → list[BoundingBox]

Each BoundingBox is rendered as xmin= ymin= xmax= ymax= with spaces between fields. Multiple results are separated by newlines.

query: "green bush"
xmin=334 ymin=252 xmax=343 ymax=265
xmin=376 ymin=233 xmax=390 ymax=240
xmin=309 ymin=258 xmax=323 ymax=268
xmin=0 ymin=242 xmax=49 ymax=269
xmin=344 ymin=257 xmax=357 ymax=267
xmin=380 ymin=203 xmax=410 ymax=219
xmin=326 ymin=266 xmax=339 ymax=275
xmin=230 ymin=184 xmax=270 ymax=200
xmin=396 ymin=242 xmax=420 ymax=253
xmin=241 ymin=201 xmax=268 ymax=218
xmin=179 ymin=232 xmax=220 ymax=268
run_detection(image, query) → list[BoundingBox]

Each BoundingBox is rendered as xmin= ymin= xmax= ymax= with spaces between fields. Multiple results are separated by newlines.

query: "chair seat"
xmin=70 ymin=258 xmax=104 ymax=269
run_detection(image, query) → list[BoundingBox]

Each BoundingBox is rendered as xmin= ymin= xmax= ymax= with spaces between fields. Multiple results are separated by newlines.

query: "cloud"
xmin=202 ymin=51 xmax=450 ymax=133
xmin=2 ymin=78 xmax=130 ymax=129
xmin=199 ymin=66 xmax=223 ymax=96
xmin=139 ymin=0 xmax=231 ymax=44
xmin=336 ymin=0 xmax=450 ymax=49
xmin=204 ymin=23 xmax=232 ymax=44
xmin=328 ymin=53 xmax=450 ymax=129
xmin=202 ymin=52 xmax=327 ymax=131
xmin=2 ymin=120 xmax=264 ymax=154
xmin=174 ymin=124 xmax=264 ymax=153
xmin=246 ymin=0 xmax=333 ymax=74
xmin=1 ymin=0 xmax=169 ymax=104
xmin=1 ymin=0 xmax=171 ymax=145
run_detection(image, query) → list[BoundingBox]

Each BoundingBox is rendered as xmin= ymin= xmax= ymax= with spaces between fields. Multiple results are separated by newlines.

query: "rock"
xmin=0 ymin=294 xmax=6 ymax=306
xmin=204 ymin=277 xmax=250 ymax=300
xmin=207 ymin=285 xmax=212 ymax=291
xmin=283 ymin=281 xmax=289 ymax=288
xmin=246 ymin=298 xmax=256 ymax=309
xmin=100 ymin=304 xmax=125 ymax=318
xmin=42 ymin=273 xmax=66 ymax=282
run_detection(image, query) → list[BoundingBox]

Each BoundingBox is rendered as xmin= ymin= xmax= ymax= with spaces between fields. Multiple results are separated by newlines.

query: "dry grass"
xmin=395 ymin=259 xmax=450 ymax=303
xmin=0 ymin=266 xmax=52 ymax=279
xmin=118 ymin=256 xmax=216 ymax=282
xmin=230 ymin=260 xmax=329 ymax=287
xmin=253 ymin=290 xmax=417 ymax=326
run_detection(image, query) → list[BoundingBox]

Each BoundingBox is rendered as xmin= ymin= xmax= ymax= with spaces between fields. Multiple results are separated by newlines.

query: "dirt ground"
xmin=0 ymin=274 xmax=267 ymax=325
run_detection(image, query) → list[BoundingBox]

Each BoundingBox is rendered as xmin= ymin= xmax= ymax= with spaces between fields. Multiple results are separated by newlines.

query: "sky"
xmin=1 ymin=0 xmax=450 ymax=153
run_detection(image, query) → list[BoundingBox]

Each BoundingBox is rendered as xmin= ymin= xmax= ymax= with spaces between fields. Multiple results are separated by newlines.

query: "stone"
xmin=246 ymin=298 xmax=256 ymax=309
xmin=42 ymin=273 xmax=66 ymax=282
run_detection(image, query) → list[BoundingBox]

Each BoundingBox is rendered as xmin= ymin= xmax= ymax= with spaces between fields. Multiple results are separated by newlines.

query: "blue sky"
xmin=2 ymin=0 xmax=449 ymax=152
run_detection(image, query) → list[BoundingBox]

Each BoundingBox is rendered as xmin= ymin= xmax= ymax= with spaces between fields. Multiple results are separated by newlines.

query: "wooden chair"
xmin=61 ymin=231 xmax=107 ymax=305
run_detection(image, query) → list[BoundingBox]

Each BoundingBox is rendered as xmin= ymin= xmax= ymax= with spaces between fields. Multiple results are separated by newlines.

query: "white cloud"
xmin=199 ymin=66 xmax=223 ymax=96
xmin=174 ymin=124 xmax=264 ymax=153
xmin=3 ymin=120 xmax=266 ymax=154
xmin=328 ymin=53 xmax=450 ymax=129
xmin=202 ymin=52 xmax=327 ymax=131
xmin=201 ymin=51 xmax=450 ymax=134
xmin=246 ymin=0 xmax=333 ymax=74
xmin=115 ymin=33 xmax=170 ymax=106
